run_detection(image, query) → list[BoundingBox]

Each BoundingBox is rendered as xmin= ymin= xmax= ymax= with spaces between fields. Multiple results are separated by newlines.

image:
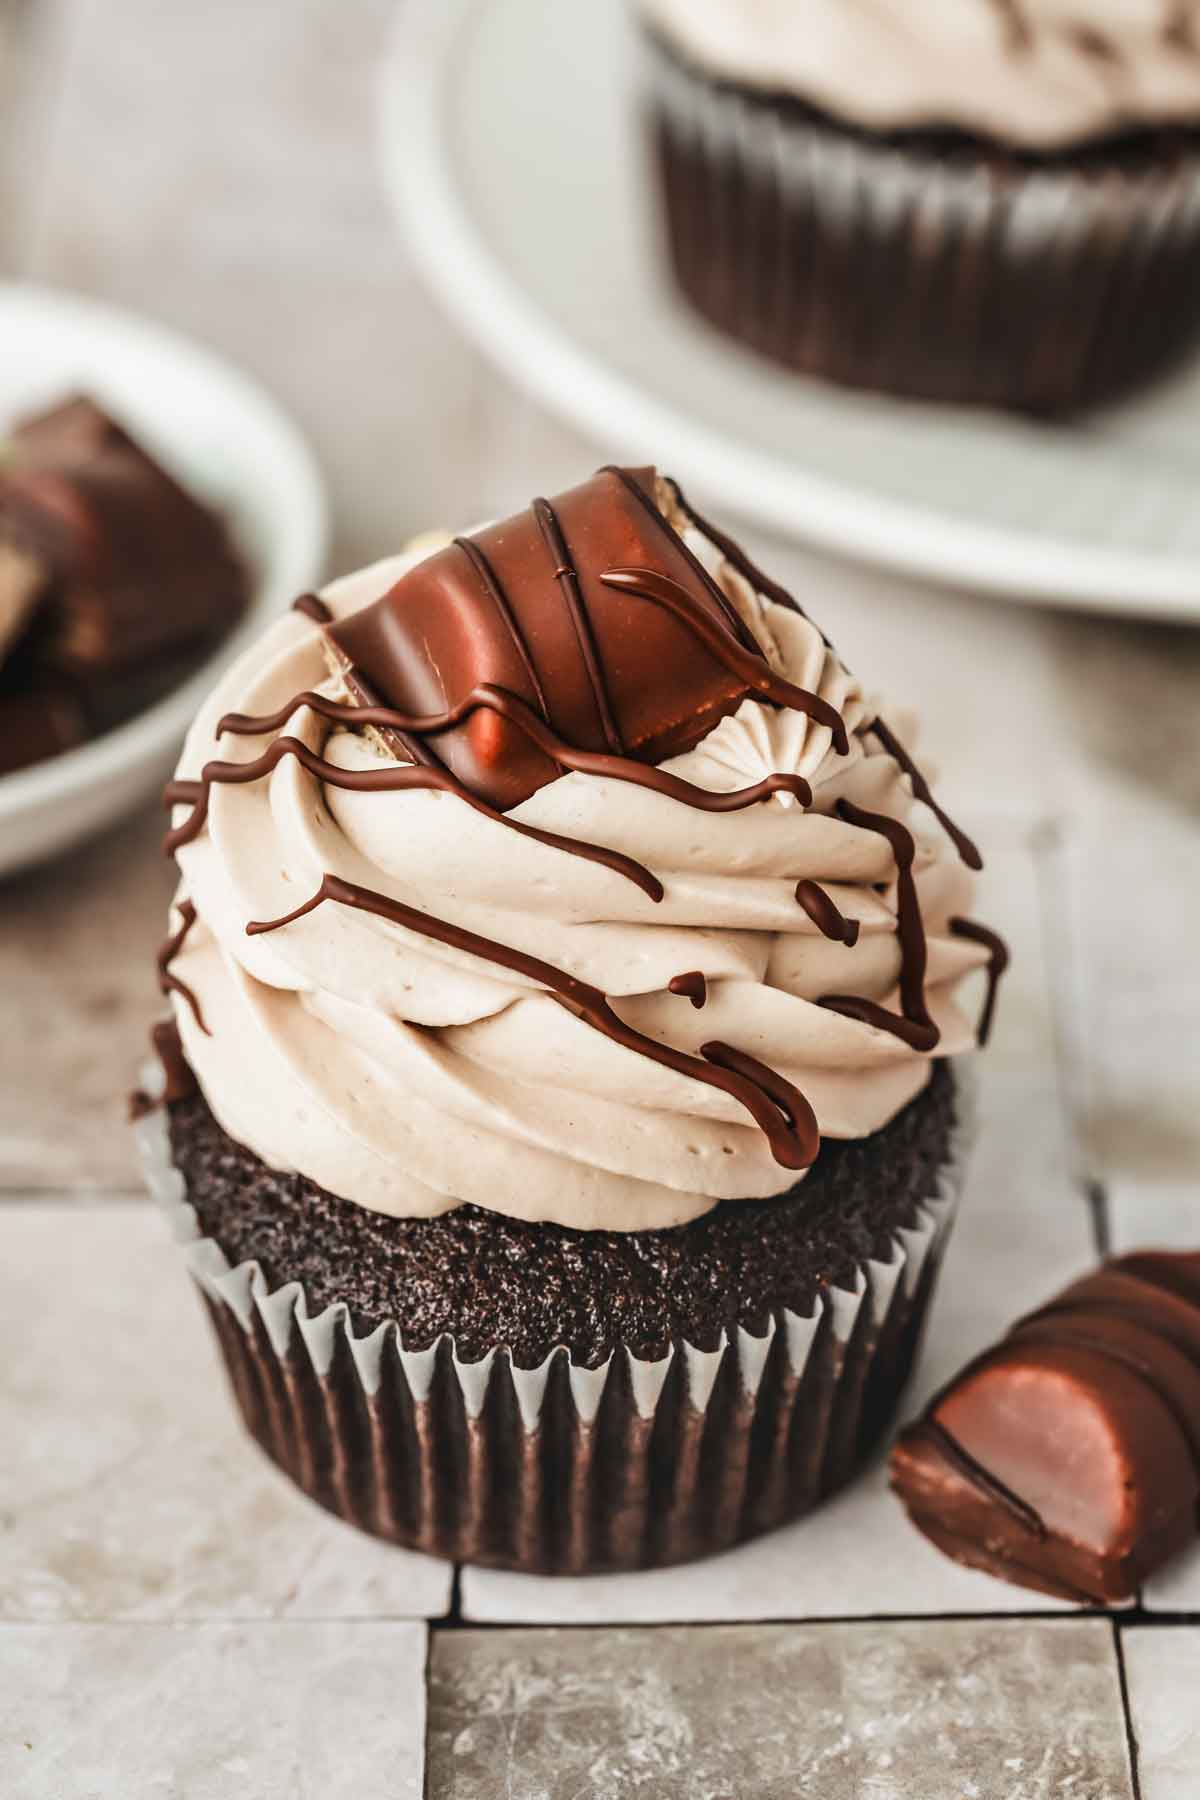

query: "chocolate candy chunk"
xmin=0 ymin=394 xmax=248 ymax=678
xmin=890 ymin=1251 xmax=1200 ymax=1604
xmin=326 ymin=466 xmax=763 ymax=812
xmin=0 ymin=672 xmax=88 ymax=776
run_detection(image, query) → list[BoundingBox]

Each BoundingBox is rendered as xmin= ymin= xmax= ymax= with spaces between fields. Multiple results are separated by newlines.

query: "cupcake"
xmin=137 ymin=465 xmax=1004 ymax=1572
xmin=639 ymin=0 xmax=1200 ymax=412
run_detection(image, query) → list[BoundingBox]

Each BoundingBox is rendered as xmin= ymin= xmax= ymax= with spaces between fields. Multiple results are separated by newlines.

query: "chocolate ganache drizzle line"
xmin=453 ymin=535 xmax=551 ymax=722
xmin=166 ymin=731 xmax=665 ymax=901
xmin=819 ymin=799 xmax=939 ymax=1052
xmin=868 ymin=717 xmax=982 ymax=872
xmin=532 ymin=497 xmax=624 ymax=753
xmin=795 ymin=879 xmax=860 ymax=947
xmin=949 ymin=918 xmax=1009 ymax=1048
xmin=603 ymin=466 xmax=768 ymax=659
xmin=156 ymin=899 xmax=209 ymax=1034
xmin=599 ymin=567 xmax=851 ymax=754
xmin=662 ymin=473 xmax=818 ymax=628
xmin=291 ymin=592 xmax=332 ymax=624
xmin=246 ymin=872 xmax=820 ymax=1170
xmin=162 ymin=779 xmax=207 ymax=855
xmin=668 ymin=970 xmax=708 ymax=1008
xmin=216 ymin=687 xmax=814 ymax=813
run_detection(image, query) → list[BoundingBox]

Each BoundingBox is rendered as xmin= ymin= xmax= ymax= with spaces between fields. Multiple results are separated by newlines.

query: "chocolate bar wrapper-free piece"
xmin=890 ymin=1253 xmax=1200 ymax=1603
xmin=0 ymin=395 xmax=248 ymax=678
xmin=137 ymin=1068 xmax=972 ymax=1575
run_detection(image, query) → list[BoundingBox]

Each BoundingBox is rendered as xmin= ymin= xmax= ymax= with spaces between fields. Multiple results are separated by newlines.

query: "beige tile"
xmin=0 ymin=803 xmax=172 ymax=1192
xmin=1143 ymin=1534 xmax=1200 ymax=1613
xmin=0 ymin=1621 xmax=427 ymax=1800
xmin=428 ymin=1620 xmax=1132 ymax=1800
xmin=0 ymin=1203 xmax=452 ymax=1620
xmin=1122 ymin=1626 xmax=1200 ymax=1800
xmin=1059 ymin=821 xmax=1200 ymax=1196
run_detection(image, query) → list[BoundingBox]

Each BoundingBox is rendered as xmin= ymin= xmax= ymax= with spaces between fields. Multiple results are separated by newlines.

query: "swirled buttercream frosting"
xmin=159 ymin=467 xmax=1003 ymax=1231
xmin=641 ymin=0 xmax=1200 ymax=150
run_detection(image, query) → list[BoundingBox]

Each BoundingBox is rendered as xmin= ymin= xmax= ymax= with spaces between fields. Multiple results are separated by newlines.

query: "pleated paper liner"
xmin=137 ymin=1075 xmax=973 ymax=1574
xmin=643 ymin=28 xmax=1200 ymax=414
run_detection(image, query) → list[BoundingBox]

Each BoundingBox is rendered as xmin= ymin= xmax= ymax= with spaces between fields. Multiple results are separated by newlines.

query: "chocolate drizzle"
xmin=532 ymin=497 xmax=623 ymax=752
xmin=949 ymin=917 xmax=1009 ymax=1048
xmin=129 ymin=1018 xmax=197 ymax=1117
xmin=291 ymin=592 xmax=332 ymax=624
xmin=668 ymin=970 xmax=708 ymax=1008
xmin=603 ymin=465 xmax=768 ymax=659
xmin=182 ymin=727 xmax=666 ymax=902
xmin=600 ymin=566 xmax=850 ymax=754
xmin=453 ymin=534 xmax=551 ymax=722
xmin=818 ymin=799 xmax=939 ymax=1052
xmin=868 ymin=718 xmax=982 ymax=872
xmin=661 ymin=473 xmax=826 ymax=636
xmin=162 ymin=778 xmax=208 ymax=856
xmin=246 ymin=872 xmax=820 ymax=1170
xmin=795 ymin=879 xmax=860 ymax=947
xmin=156 ymin=899 xmax=209 ymax=1034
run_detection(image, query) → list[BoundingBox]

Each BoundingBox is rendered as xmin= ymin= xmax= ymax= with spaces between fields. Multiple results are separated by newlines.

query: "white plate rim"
xmin=377 ymin=0 xmax=1200 ymax=622
xmin=0 ymin=280 xmax=329 ymax=828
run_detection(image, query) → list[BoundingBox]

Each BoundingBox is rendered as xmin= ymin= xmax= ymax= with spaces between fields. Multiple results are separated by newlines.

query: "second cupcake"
xmin=640 ymin=0 xmax=1200 ymax=412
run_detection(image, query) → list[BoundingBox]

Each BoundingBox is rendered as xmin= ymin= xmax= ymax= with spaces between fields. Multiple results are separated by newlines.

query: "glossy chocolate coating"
xmin=0 ymin=395 xmax=247 ymax=677
xmin=890 ymin=1251 xmax=1200 ymax=1603
xmin=326 ymin=466 xmax=765 ymax=812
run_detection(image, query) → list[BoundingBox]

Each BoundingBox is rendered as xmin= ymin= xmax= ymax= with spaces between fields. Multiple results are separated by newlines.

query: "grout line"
xmin=442 ymin=1605 xmax=1183 ymax=1634
xmin=1113 ymin=1621 xmax=1144 ymax=1800
xmin=2 ymin=1607 xmax=1196 ymax=1631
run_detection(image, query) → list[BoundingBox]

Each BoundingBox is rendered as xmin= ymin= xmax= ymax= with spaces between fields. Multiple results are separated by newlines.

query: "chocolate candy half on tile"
xmin=325 ymin=465 xmax=766 ymax=812
xmin=890 ymin=1252 xmax=1200 ymax=1604
xmin=0 ymin=394 xmax=248 ymax=679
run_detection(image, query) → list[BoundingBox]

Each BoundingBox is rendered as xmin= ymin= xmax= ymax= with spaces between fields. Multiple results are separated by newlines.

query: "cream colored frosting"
xmin=166 ymin=492 xmax=990 ymax=1231
xmin=641 ymin=0 xmax=1200 ymax=149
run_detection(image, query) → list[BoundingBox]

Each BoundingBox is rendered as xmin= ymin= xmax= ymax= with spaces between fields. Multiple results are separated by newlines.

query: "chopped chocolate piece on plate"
xmin=0 ymin=394 xmax=248 ymax=679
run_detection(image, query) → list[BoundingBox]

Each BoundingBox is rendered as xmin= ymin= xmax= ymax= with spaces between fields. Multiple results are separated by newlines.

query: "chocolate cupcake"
xmin=640 ymin=0 xmax=1200 ymax=412
xmin=138 ymin=466 xmax=1004 ymax=1572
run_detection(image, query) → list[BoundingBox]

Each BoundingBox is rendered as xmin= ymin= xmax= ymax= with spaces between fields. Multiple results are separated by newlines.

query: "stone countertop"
xmin=1 ymin=1 xmax=1197 ymax=1795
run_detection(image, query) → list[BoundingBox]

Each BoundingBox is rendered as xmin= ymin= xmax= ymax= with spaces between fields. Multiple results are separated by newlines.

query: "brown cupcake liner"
xmin=137 ymin=1077 xmax=972 ymax=1574
xmin=643 ymin=31 xmax=1200 ymax=413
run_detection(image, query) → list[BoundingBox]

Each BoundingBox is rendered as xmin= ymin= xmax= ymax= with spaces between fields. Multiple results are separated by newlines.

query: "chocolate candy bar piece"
xmin=0 ymin=673 xmax=88 ymax=776
xmin=890 ymin=1251 xmax=1200 ymax=1603
xmin=326 ymin=466 xmax=763 ymax=812
xmin=0 ymin=536 xmax=50 ymax=667
xmin=0 ymin=394 xmax=248 ymax=678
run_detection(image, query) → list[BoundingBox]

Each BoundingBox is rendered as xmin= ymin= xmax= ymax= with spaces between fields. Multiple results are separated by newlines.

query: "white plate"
xmin=0 ymin=283 xmax=328 ymax=876
xmin=379 ymin=0 xmax=1200 ymax=620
